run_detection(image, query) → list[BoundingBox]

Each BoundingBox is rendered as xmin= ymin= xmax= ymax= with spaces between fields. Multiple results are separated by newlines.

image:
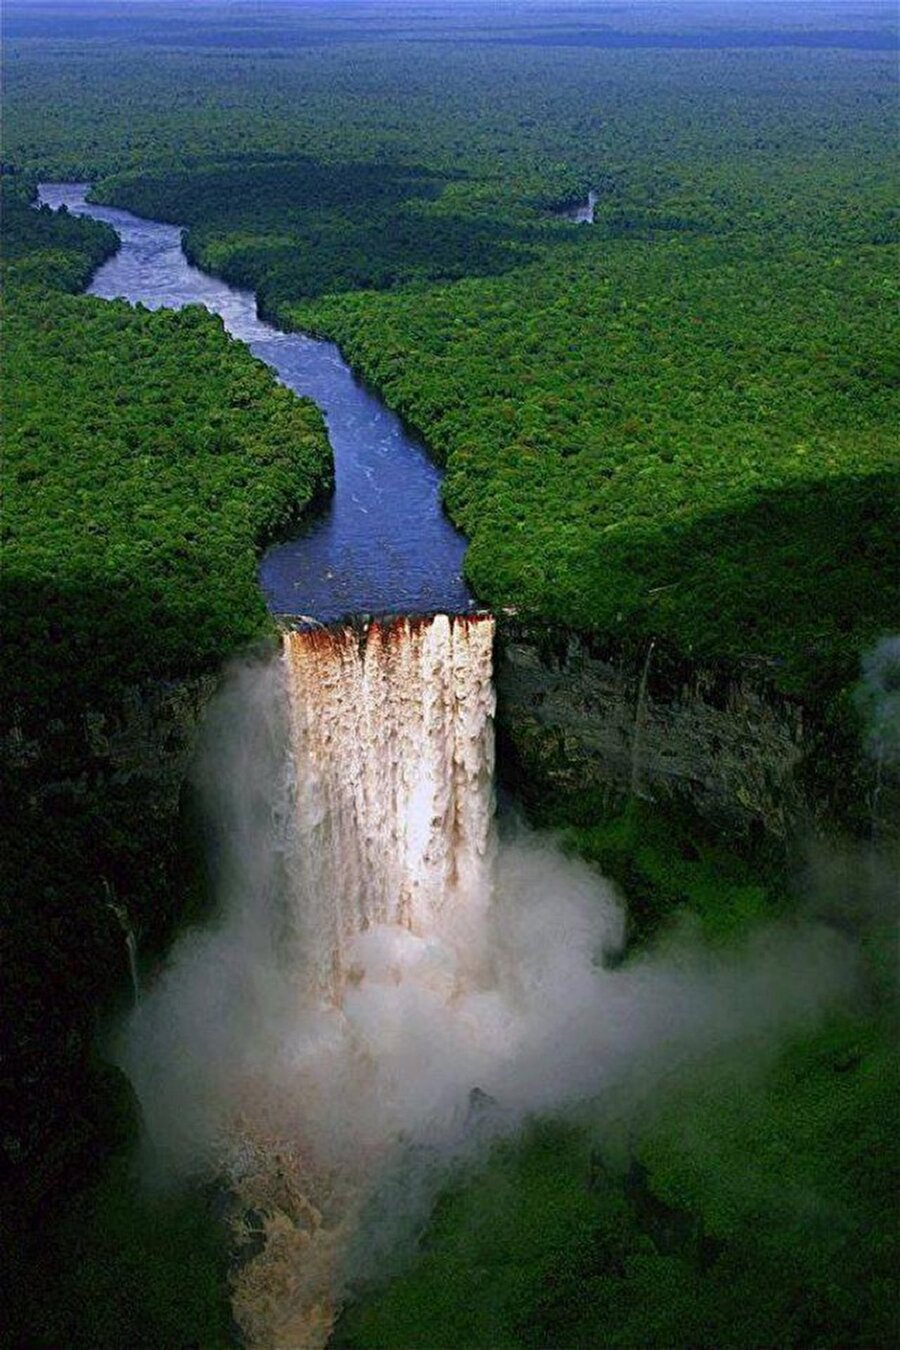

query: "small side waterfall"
xmin=630 ymin=638 xmax=657 ymax=801
xmin=566 ymin=190 xmax=597 ymax=223
xmin=282 ymin=613 xmax=496 ymax=1001
xmin=124 ymin=930 xmax=140 ymax=1006
xmin=104 ymin=884 xmax=140 ymax=1006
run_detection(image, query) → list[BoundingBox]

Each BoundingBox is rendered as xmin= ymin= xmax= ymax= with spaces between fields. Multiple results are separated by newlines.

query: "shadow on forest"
xmin=579 ymin=470 xmax=900 ymax=705
xmin=98 ymin=154 xmax=573 ymax=301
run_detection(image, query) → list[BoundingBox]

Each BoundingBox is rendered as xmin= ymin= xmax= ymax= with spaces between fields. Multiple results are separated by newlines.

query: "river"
xmin=38 ymin=183 xmax=473 ymax=623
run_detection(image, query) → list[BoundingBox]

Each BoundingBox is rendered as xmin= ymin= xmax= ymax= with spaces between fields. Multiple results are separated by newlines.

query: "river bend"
xmin=38 ymin=182 xmax=473 ymax=623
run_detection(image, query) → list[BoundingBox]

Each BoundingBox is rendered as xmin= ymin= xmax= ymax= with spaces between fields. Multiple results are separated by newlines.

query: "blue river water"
xmin=38 ymin=183 xmax=473 ymax=622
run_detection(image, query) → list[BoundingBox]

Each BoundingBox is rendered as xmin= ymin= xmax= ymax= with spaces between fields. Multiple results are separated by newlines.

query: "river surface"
xmin=38 ymin=183 xmax=473 ymax=622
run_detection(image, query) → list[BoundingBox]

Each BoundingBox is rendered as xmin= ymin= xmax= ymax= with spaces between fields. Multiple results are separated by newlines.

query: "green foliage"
xmin=2 ymin=177 xmax=119 ymax=290
xmin=14 ymin=6 xmax=891 ymax=707
xmin=336 ymin=1012 xmax=898 ymax=1350
xmin=562 ymin=802 xmax=787 ymax=947
xmin=6 ymin=1150 xmax=233 ymax=1349
xmin=5 ymin=288 xmax=330 ymax=695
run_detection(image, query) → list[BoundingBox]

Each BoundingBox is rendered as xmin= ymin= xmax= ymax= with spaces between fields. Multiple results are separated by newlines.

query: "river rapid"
xmin=38 ymin=182 xmax=473 ymax=623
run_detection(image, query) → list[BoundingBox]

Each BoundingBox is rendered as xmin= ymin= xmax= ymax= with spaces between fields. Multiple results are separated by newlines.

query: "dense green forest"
xmin=2 ymin=2 xmax=898 ymax=1346
xmin=36 ymin=9 xmax=894 ymax=710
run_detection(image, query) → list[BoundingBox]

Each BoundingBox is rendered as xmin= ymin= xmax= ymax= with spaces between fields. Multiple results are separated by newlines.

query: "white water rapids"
xmin=120 ymin=612 xmax=851 ymax=1347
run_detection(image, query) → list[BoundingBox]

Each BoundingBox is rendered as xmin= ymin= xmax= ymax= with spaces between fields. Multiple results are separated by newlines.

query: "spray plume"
xmin=119 ymin=614 xmax=853 ymax=1345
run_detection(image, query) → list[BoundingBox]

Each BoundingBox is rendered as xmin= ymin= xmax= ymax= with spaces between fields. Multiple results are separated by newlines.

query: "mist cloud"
xmin=117 ymin=638 xmax=859 ymax=1339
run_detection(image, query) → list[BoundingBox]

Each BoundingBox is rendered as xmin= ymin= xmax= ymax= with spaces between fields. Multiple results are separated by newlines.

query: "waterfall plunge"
xmin=121 ymin=612 xmax=852 ymax=1346
xmin=282 ymin=614 xmax=496 ymax=1002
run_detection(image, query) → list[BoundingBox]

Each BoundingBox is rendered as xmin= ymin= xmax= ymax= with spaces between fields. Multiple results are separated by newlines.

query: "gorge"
xmin=121 ymin=614 xmax=853 ymax=1347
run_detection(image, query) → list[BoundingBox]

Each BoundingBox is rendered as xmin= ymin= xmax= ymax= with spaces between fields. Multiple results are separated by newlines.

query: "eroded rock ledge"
xmin=494 ymin=618 xmax=889 ymax=846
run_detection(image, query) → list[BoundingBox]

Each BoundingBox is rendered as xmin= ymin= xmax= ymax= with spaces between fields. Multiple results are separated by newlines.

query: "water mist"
xmin=120 ymin=614 xmax=854 ymax=1346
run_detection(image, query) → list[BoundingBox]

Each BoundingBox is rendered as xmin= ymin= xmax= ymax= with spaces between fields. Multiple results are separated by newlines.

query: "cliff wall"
xmin=1 ymin=672 xmax=218 ymax=1203
xmin=494 ymin=618 xmax=890 ymax=846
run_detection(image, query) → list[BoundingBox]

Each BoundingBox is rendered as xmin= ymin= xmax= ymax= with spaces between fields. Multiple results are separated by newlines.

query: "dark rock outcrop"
xmin=495 ymin=618 xmax=890 ymax=845
xmin=1 ymin=672 xmax=218 ymax=1209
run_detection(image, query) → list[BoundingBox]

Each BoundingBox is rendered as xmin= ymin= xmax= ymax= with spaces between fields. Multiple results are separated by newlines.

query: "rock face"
xmin=1 ymin=672 xmax=219 ymax=1205
xmin=494 ymin=619 xmax=886 ymax=844
xmin=3 ymin=674 xmax=217 ymax=811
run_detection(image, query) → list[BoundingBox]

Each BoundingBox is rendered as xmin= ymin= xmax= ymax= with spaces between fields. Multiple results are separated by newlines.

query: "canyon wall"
xmin=4 ymin=672 xmax=216 ymax=821
xmin=1 ymin=671 xmax=218 ymax=1200
xmin=494 ymin=618 xmax=889 ymax=845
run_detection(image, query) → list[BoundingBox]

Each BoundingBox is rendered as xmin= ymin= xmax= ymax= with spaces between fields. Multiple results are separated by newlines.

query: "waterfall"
xmin=104 ymin=884 xmax=140 ymax=1006
xmin=282 ymin=613 xmax=496 ymax=1001
xmin=228 ymin=611 xmax=497 ymax=1345
xmin=120 ymin=610 xmax=850 ymax=1349
xmin=630 ymin=638 xmax=657 ymax=801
